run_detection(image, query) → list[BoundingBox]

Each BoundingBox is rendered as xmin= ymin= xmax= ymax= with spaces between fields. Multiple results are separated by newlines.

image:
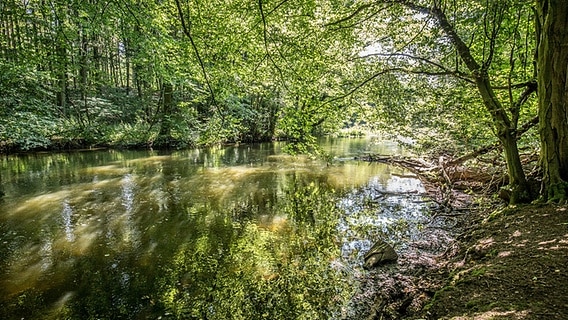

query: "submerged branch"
xmin=358 ymin=115 xmax=537 ymax=207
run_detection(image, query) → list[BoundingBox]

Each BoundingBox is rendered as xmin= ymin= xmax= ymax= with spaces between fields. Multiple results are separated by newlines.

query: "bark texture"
xmin=537 ymin=0 xmax=568 ymax=202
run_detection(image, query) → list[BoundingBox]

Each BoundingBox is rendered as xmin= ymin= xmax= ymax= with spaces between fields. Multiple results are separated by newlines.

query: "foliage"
xmin=0 ymin=0 xmax=563 ymax=201
xmin=0 ymin=62 xmax=60 ymax=151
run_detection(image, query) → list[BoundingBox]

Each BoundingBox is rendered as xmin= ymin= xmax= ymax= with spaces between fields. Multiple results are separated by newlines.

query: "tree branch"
xmin=325 ymin=3 xmax=385 ymax=28
xmin=511 ymin=80 xmax=537 ymax=128
xmin=356 ymin=52 xmax=474 ymax=84
xmin=174 ymin=0 xmax=217 ymax=108
xmin=257 ymin=0 xmax=288 ymax=90
xmin=266 ymin=0 xmax=291 ymax=16
xmin=329 ymin=69 xmax=401 ymax=105
xmin=482 ymin=2 xmax=505 ymax=71
xmin=448 ymin=115 xmax=538 ymax=166
xmin=492 ymin=80 xmax=538 ymax=90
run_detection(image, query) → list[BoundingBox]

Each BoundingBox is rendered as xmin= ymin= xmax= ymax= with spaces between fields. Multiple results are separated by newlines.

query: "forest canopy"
xmin=1 ymin=0 xmax=567 ymax=203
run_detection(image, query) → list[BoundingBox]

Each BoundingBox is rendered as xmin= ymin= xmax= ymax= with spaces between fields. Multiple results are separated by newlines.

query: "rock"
xmin=363 ymin=239 xmax=398 ymax=269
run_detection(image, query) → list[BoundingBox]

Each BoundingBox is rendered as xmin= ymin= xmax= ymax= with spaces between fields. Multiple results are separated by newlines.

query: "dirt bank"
xmin=356 ymin=203 xmax=568 ymax=320
xmin=422 ymin=204 xmax=568 ymax=320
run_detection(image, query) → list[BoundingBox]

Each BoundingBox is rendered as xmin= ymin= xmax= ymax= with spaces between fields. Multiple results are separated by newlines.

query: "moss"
xmin=423 ymin=285 xmax=456 ymax=311
xmin=465 ymin=299 xmax=503 ymax=313
xmin=485 ymin=207 xmax=508 ymax=222
xmin=465 ymin=299 xmax=480 ymax=310
xmin=547 ymin=181 xmax=568 ymax=204
xmin=469 ymin=267 xmax=487 ymax=277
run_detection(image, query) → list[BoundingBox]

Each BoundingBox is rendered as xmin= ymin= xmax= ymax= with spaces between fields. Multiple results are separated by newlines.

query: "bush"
xmin=0 ymin=62 xmax=60 ymax=151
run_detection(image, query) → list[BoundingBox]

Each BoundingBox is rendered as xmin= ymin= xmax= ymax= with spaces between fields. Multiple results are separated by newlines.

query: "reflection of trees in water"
xmin=1 ymin=143 xmax=417 ymax=319
xmin=157 ymin=181 xmax=353 ymax=319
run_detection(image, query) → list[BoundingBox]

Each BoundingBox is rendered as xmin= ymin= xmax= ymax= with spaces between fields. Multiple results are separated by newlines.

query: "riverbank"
xmin=420 ymin=203 xmax=568 ymax=319
xmin=356 ymin=152 xmax=568 ymax=319
xmin=359 ymin=203 xmax=568 ymax=320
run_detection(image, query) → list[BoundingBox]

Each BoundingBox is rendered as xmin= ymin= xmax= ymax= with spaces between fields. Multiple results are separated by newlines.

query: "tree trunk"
xmin=536 ymin=0 xmax=568 ymax=202
xmin=56 ymin=43 xmax=67 ymax=114
xmin=432 ymin=5 xmax=532 ymax=203
xmin=158 ymin=82 xmax=174 ymax=146
xmin=125 ymin=38 xmax=130 ymax=95
xmin=475 ymin=72 xmax=532 ymax=203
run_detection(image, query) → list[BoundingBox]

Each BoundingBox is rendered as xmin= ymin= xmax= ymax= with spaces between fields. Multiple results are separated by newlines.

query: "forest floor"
xmin=421 ymin=203 xmax=568 ymax=320
xmin=358 ymin=203 xmax=568 ymax=320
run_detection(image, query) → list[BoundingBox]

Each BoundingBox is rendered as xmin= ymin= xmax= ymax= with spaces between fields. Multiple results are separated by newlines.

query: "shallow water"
xmin=0 ymin=138 xmax=429 ymax=319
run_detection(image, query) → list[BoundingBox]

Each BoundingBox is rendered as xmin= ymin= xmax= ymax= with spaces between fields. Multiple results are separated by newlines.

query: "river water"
xmin=0 ymin=138 xmax=430 ymax=319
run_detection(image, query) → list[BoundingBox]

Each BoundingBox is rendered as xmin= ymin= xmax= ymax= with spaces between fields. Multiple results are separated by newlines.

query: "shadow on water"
xmin=0 ymin=138 xmax=447 ymax=319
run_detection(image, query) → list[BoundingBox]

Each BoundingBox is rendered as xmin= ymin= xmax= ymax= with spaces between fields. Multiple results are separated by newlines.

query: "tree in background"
xmin=1 ymin=0 xmax=566 ymax=204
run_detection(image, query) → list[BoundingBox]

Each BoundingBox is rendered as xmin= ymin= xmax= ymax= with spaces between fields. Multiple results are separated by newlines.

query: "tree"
xmin=325 ymin=0 xmax=538 ymax=203
xmin=536 ymin=0 xmax=568 ymax=203
xmin=426 ymin=1 xmax=534 ymax=204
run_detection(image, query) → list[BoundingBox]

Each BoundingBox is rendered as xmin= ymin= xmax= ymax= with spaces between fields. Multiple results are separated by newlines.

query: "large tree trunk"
xmin=536 ymin=0 xmax=568 ymax=203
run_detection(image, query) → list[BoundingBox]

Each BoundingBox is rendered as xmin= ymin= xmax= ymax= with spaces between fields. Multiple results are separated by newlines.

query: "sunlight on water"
xmin=65 ymin=222 xmax=100 ymax=254
xmin=62 ymin=199 xmax=75 ymax=242
xmin=121 ymin=174 xmax=135 ymax=213
xmin=10 ymin=190 xmax=70 ymax=217
xmin=0 ymin=139 xmax=430 ymax=319
xmin=81 ymin=164 xmax=127 ymax=176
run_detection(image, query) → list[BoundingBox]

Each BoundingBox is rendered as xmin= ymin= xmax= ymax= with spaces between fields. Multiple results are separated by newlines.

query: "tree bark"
xmin=536 ymin=0 xmax=568 ymax=202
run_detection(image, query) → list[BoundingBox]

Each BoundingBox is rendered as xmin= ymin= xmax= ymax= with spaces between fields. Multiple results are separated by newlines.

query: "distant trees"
xmin=0 ymin=0 xmax=292 ymax=150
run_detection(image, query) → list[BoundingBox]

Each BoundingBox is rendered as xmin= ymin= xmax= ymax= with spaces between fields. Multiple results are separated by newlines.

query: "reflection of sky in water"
xmin=121 ymin=174 xmax=134 ymax=213
xmin=337 ymin=172 xmax=430 ymax=265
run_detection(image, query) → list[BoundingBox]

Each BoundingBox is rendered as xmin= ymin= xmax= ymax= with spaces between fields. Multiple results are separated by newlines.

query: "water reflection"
xmin=0 ymin=138 xmax=425 ymax=319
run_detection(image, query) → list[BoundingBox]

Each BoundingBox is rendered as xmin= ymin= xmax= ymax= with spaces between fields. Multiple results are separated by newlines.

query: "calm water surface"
xmin=0 ymin=138 xmax=427 ymax=319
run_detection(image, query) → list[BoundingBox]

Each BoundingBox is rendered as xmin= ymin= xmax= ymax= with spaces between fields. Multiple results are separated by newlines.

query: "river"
xmin=0 ymin=138 xmax=431 ymax=319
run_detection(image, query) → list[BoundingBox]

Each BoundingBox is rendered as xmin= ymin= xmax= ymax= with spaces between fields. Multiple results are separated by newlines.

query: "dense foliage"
xmin=0 ymin=0 xmax=355 ymax=153
xmin=1 ymin=0 xmax=567 ymax=201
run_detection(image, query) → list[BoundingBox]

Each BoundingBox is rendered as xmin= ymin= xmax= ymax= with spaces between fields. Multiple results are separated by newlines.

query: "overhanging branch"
xmin=356 ymin=52 xmax=474 ymax=84
xmin=323 ymin=66 xmax=464 ymax=107
xmin=448 ymin=115 xmax=539 ymax=166
xmin=325 ymin=3 xmax=374 ymax=27
xmin=257 ymin=0 xmax=288 ymax=90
